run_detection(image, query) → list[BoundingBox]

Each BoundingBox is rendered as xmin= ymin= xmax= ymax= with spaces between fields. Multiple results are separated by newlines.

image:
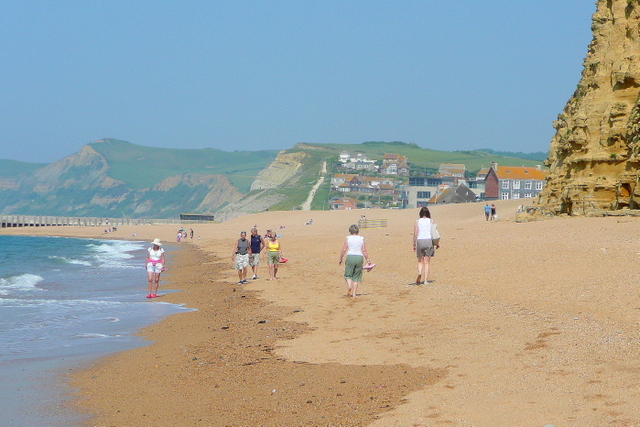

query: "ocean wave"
xmin=0 ymin=298 xmax=125 ymax=308
xmin=87 ymin=240 xmax=146 ymax=268
xmin=48 ymin=256 xmax=92 ymax=266
xmin=74 ymin=333 xmax=111 ymax=338
xmin=0 ymin=273 xmax=44 ymax=295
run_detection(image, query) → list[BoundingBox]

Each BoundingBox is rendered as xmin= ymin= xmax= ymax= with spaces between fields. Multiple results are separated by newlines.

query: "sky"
xmin=0 ymin=1 xmax=596 ymax=163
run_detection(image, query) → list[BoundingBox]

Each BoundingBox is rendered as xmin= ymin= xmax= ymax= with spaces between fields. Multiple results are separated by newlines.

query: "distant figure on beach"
xmin=484 ymin=203 xmax=491 ymax=221
xmin=490 ymin=204 xmax=497 ymax=221
xmin=249 ymin=228 xmax=265 ymax=280
xmin=146 ymin=238 xmax=165 ymax=298
xmin=233 ymin=231 xmax=251 ymax=284
xmin=176 ymin=230 xmax=182 ymax=243
xmin=190 ymin=228 xmax=194 ymax=239
xmin=266 ymin=231 xmax=283 ymax=281
xmin=338 ymin=224 xmax=370 ymax=298
xmin=413 ymin=206 xmax=439 ymax=285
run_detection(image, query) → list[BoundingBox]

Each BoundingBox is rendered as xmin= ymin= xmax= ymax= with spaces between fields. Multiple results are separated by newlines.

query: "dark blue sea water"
xmin=0 ymin=235 xmax=191 ymax=426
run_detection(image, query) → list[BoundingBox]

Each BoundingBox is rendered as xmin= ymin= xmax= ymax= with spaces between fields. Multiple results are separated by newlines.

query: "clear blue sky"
xmin=0 ymin=1 xmax=595 ymax=163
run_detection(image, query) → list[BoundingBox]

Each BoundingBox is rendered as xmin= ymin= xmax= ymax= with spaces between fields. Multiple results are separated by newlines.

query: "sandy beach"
xmin=4 ymin=199 xmax=640 ymax=426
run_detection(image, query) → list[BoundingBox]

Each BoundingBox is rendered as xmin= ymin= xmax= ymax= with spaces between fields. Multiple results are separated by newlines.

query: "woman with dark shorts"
xmin=413 ymin=207 xmax=439 ymax=284
xmin=338 ymin=224 xmax=371 ymax=297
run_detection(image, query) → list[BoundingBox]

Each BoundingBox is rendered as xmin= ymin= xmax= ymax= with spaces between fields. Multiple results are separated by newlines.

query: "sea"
xmin=0 ymin=235 xmax=192 ymax=426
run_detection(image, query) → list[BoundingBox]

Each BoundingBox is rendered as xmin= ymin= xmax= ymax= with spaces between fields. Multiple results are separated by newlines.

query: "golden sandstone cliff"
xmin=537 ymin=0 xmax=640 ymax=215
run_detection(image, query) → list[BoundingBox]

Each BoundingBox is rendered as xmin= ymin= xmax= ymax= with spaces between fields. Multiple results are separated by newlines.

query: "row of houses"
xmin=330 ymin=161 xmax=547 ymax=209
xmin=401 ymin=162 xmax=546 ymax=208
xmin=338 ymin=152 xmax=410 ymax=176
xmin=330 ymin=174 xmax=398 ymax=194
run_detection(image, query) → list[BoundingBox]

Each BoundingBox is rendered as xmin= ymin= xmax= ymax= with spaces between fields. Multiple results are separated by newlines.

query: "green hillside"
xmin=90 ymin=138 xmax=279 ymax=192
xmin=297 ymin=141 xmax=546 ymax=172
xmin=0 ymin=139 xmax=549 ymax=219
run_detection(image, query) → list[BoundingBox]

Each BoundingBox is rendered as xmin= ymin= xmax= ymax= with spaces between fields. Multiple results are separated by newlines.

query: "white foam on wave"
xmin=0 ymin=273 xmax=45 ymax=295
xmin=74 ymin=333 xmax=110 ymax=338
xmin=87 ymin=240 xmax=145 ymax=268
xmin=48 ymin=256 xmax=92 ymax=266
xmin=0 ymin=297 xmax=124 ymax=308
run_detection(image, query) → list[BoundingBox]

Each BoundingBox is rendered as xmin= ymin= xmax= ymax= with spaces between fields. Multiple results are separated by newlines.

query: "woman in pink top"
xmin=146 ymin=238 xmax=165 ymax=298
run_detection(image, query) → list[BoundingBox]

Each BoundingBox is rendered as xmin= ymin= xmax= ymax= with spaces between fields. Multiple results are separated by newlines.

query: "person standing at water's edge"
xmin=146 ymin=238 xmax=165 ymax=298
xmin=413 ymin=207 xmax=439 ymax=285
xmin=338 ymin=224 xmax=370 ymax=298
xmin=249 ymin=228 xmax=265 ymax=280
xmin=233 ymin=231 xmax=251 ymax=284
xmin=266 ymin=231 xmax=283 ymax=281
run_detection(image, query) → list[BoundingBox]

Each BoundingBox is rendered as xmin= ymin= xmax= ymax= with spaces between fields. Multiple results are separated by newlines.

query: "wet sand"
xmin=5 ymin=199 xmax=640 ymax=425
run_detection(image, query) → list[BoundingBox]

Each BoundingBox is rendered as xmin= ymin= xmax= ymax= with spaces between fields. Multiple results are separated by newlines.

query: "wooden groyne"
xmin=0 ymin=215 xmax=212 ymax=228
xmin=358 ymin=218 xmax=388 ymax=229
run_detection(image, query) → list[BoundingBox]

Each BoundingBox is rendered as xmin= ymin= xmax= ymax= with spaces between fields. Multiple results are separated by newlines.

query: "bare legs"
xmin=268 ymin=262 xmax=279 ymax=280
xmin=417 ymin=256 xmax=431 ymax=284
xmin=147 ymin=271 xmax=161 ymax=297
xmin=345 ymin=278 xmax=360 ymax=297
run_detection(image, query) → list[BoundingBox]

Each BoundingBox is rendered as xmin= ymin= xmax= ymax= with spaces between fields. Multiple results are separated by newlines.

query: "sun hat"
xmin=151 ymin=238 xmax=162 ymax=246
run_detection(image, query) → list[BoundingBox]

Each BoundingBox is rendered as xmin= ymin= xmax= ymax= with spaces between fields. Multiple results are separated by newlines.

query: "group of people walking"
xmin=232 ymin=228 xmax=283 ymax=283
xmin=145 ymin=206 xmax=442 ymax=299
xmin=338 ymin=206 xmax=440 ymax=297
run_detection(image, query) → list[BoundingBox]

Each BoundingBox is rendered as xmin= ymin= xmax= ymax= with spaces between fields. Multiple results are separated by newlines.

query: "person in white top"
xmin=146 ymin=238 xmax=165 ymax=298
xmin=338 ymin=224 xmax=371 ymax=297
xmin=413 ymin=206 xmax=439 ymax=285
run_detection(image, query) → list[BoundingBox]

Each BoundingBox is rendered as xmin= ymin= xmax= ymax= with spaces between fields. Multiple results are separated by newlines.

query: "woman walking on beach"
xmin=266 ymin=231 xmax=283 ymax=281
xmin=338 ymin=224 xmax=371 ymax=298
xmin=413 ymin=207 xmax=439 ymax=285
xmin=146 ymin=238 xmax=165 ymax=298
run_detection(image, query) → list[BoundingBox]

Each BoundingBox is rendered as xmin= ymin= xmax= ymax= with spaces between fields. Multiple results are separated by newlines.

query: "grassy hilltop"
xmin=0 ymin=139 xmax=546 ymax=218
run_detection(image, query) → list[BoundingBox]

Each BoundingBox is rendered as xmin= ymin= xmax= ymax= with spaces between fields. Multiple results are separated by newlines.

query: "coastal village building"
xmin=338 ymin=151 xmax=376 ymax=172
xmin=331 ymin=174 xmax=398 ymax=195
xmin=476 ymin=167 xmax=491 ymax=181
xmin=379 ymin=153 xmax=410 ymax=176
xmin=484 ymin=162 xmax=546 ymax=200
xmin=401 ymin=162 xmax=473 ymax=208
xmin=330 ymin=196 xmax=357 ymax=210
xmin=438 ymin=163 xmax=466 ymax=178
xmin=401 ymin=175 xmax=458 ymax=208
xmin=429 ymin=184 xmax=477 ymax=204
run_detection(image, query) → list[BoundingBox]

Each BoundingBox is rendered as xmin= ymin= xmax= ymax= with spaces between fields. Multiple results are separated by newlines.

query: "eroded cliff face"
xmin=250 ymin=151 xmax=307 ymax=191
xmin=0 ymin=145 xmax=243 ymax=217
xmin=537 ymin=0 xmax=640 ymax=215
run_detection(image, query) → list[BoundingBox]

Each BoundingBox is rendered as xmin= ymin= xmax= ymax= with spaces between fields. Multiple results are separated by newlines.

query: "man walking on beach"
xmin=249 ymin=228 xmax=265 ymax=280
xmin=232 ymin=231 xmax=251 ymax=284
xmin=484 ymin=203 xmax=491 ymax=221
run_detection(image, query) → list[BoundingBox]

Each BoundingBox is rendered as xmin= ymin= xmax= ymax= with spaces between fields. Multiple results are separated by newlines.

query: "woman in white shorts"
xmin=146 ymin=238 xmax=165 ymax=298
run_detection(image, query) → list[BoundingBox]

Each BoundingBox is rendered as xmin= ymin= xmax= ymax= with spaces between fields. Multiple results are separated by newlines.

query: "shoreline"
xmin=70 ymin=242 xmax=444 ymax=426
xmin=4 ymin=199 xmax=640 ymax=425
